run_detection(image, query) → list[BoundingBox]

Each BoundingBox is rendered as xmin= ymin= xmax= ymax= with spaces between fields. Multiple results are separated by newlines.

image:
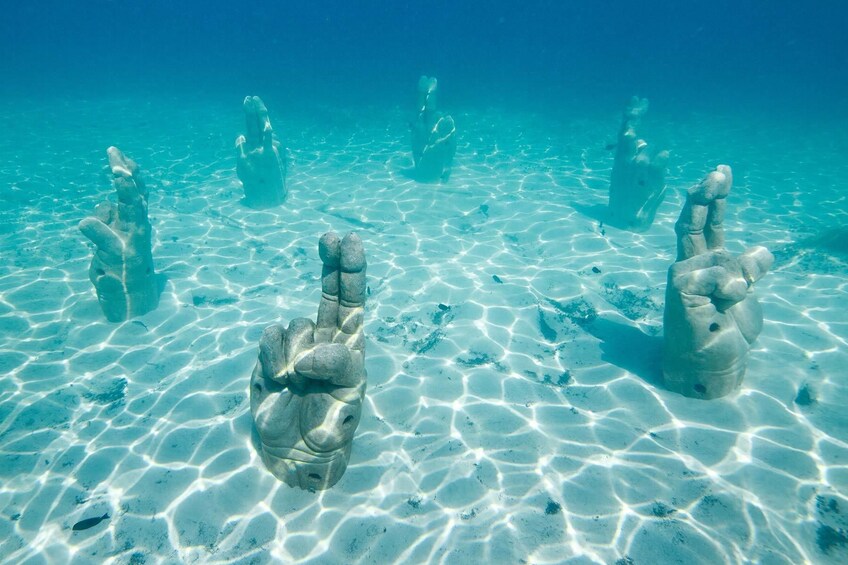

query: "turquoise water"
xmin=2 ymin=3 xmax=847 ymax=564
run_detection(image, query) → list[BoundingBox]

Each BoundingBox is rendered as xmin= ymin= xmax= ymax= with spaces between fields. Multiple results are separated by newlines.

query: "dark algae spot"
xmin=545 ymin=297 xmax=597 ymax=327
xmin=541 ymin=371 xmax=571 ymax=387
xmin=816 ymin=495 xmax=848 ymax=555
xmin=411 ymin=329 xmax=445 ymax=354
xmin=192 ymin=294 xmax=238 ymax=307
xmin=651 ymin=502 xmax=676 ymax=518
xmin=492 ymin=275 xmax=503 ymax=284
xmin=460 ymin=508 xmax=478 ymax=520
xmin=816 ymin=494 xmax=848 ymax=554
xmin=457 ymin=351 xmax=508 ymax=372
xmin=817 ymin=524 xmax=848 ymax=554
xmin=433 ymin=304 xmax=453 ymax=325
xmin=538 ymin=309 xmax=557 ymax=341
xmin=545 ymin=500 xmax=561 ymax=515
xmin=600 ymin=281 xmax=659 ymax=320
xmin=456 ymin=352 xmax=494 ymax=367
xmin=83 ymin=377 xmax=127 ymax=406
xmin=72 ymin=512 xmax=110 ymax=531
xmin=817 ymin=495 xmax=840 ymax=515
xmin=694 ymin=384 xmax=707 ymax=395
xmin=795 ymin=383 xmax=816 ymax=406
xmin=591 ymin=266 xmax=601 ymax=274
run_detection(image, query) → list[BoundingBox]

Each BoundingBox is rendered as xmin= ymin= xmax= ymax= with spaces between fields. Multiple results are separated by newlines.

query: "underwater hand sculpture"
xmin=250 ymin=232 xmax=367 ymax=490
xmin=663 ymin=165 xmax=773 ymax=399
xmin=79 ymin=147 xmax=160 ymax=322
xmin=410 ymin=76 xmax=457 ymax=183
xmin=236 ymin=95 xmax=287 ymax=208
xmin=607 ymin=96 xmax=669 ymax=231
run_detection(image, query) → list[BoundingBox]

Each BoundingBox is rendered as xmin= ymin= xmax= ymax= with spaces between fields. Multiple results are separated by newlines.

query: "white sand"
xmin=0 ymin=93 xmax=846 ymax=564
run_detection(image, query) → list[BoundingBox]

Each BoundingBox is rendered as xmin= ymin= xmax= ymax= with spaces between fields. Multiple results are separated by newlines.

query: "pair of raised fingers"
xmin=259 ymin=232 xmax=366 ymax=387
xmin=243 ymin=96 xmax=274 ymax=146
xmin=674 ymin=164 xmax=732 ymax=261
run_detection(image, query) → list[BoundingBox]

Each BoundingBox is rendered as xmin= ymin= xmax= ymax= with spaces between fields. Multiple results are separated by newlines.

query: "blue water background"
xmin=2 ymin=0 xmax=845 ymax=116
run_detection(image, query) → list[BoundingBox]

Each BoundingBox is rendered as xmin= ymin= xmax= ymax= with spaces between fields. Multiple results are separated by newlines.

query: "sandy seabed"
xmin=0 ymin=93 xmax=847 ymax=564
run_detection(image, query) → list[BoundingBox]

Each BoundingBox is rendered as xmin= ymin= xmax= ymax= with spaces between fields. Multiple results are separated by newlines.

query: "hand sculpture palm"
xmin=663 ymin=165 xmax=773 ymax=399
xmin=250 ymin=232 xmax=367 ymax=490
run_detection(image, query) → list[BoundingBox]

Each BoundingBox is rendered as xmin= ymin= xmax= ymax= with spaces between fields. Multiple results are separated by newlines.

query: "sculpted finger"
xmin=669 ymin=250 xmax=719 ymax=278
xmin=337 ymin=232 xmax=367 ymax=350
xmin=79 ymin=217 xmax=123 ymax=256
xmin=676 ymin=264 xmax=748 ymax=306
xmin=285 ymin=317 xmax=316 ymax=377
xmin=243 ymin=96 xmax=269 ymax=143
xmin=674 ymin=193 xmax=709 ymax=261
xmin=255 ymin=98 xmax=271 ymax=131
xmin=258 ymin=324 xmax=287 ymax=383
xmin=739 ymin=246 xmax=774 ymax=285
xmin=107 ymin=146 xmax=136 ymax=178
xmin=714 ymin=164 xmax=732 ymax=195
xmin=693 ymin=168 xmax=730 ymax=204
xmin=263 ymin=122 xmax=274 ymax=149
xmin=675 ymin=165 xmax=732 ymax=260
xmin=705 ymin=165 xmax=731 ymax=251
xmin=294 ymin=343 xmax=354 ymax=386
xmin=315 ymin=232 xmax=341 ymax=342
xmin=705 ymin=197 xmax=727 ymax=251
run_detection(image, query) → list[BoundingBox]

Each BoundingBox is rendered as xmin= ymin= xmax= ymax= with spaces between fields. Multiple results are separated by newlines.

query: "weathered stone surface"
xmin=663 ymin=165 xmax=773 ymax=399
xmin=410 ymin=76 xmax=456 ymax=183
xmin=79 ymin=147 xmax=159 ymax=322
xmin=236 ymin=96 xmax=287 ymax=208
xmin=250 ymin=232 xmax=367 ymax=490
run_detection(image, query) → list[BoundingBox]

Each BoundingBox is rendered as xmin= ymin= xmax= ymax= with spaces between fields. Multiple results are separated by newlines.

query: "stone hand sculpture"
xmin=410 ymin=76 xmax=456 ymax=183
xmin=79 ymin=147 xmax=160 ymax=322
xmin=663 ymin=165 xmax=773 ymax=399
xmin=250 ymin=232 xmax=367 ymax=490
xmin=607 ymin=97 xmax=669 ymax=231
xmin=236 ymin=95 xmax=287 ymax=208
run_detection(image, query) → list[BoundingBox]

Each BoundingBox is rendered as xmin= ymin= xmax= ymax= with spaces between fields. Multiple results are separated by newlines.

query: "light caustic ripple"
xmin=0 ymin=98 xmax=846 ymax=564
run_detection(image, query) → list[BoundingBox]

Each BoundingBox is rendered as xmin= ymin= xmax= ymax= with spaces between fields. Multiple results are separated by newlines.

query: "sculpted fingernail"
xmin=319 ymin=232 xmax=341 ymax=265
